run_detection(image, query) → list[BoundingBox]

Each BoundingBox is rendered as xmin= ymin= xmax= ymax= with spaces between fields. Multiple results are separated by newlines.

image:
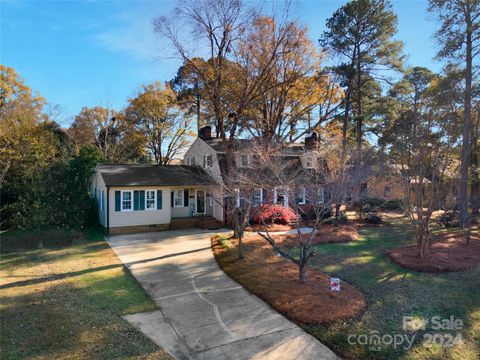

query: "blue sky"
xmin=1 ymin=0 xmax=442 ymax=126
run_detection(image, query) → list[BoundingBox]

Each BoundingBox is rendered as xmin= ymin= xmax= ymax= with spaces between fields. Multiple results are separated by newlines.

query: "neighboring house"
xmin=91 ymin=164 xmax=221 ymax=234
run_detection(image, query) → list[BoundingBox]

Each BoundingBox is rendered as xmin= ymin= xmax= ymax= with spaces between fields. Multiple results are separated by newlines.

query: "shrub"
xmin=438 ymin=209 xmax=460 ymax=228
xmin=324 ymin=211 xmax=348 ymax=225
xmin=364 ymin=213 xmax=382 ymax=224
xmin=0 ymin=229 xmax=83 ymax=253
xmin=251 ymin=204 xmax=297 ymax=225
xmin=383 ymin=200 xmax=403 ymax=211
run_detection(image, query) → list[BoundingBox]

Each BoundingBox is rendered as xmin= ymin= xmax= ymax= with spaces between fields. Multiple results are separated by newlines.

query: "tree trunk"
xmin=471 ymin=136 xmax=479 ymax=215
xmin=299 ymin=262 xmax=307 ymax=283
xmin=238 ymin=234 xmax=244 ymax=260
xmin=355 ymin=54 xmax=362 ymax=165
xmin=459 ymin=4 xmax=472 ymax=238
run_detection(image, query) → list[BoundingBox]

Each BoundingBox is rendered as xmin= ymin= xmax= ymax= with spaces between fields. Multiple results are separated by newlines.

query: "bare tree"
xmin=397 ymin=78 xmax=461 ymax=257
xmin=154 ymin=0 xmax=319 ymax=172
xmin=224 ymin=140 xmax=352 ymax=283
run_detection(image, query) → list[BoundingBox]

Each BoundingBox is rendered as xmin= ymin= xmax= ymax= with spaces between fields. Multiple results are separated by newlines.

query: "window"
xmin=100 ymin=190 xmax=104 ymax=211
xmin=174 ymin=189 xmax=184 ymax=207
xmin=275 ymin=187 xmax=287 ymax=206
xmin=305 ymin=159 xmax=313 ymax=168
xmin=240 ymin=155 xmax=249 ymax=167
xmin=253 ymin=188 xmax=262 ymax=205
xmin=297 ymin=187 xmax=306 ymax=205
xmin=122 ymin=191 xmax=133 ymax=211
xmin=206 ymin=154 xmax=212 ymax=168
xmin=384 ymin=186 xmax=391 ymax=198
xmin=186 ymin=158 xmax=190 ymax=165
xmin=252 ymin=155 xmax=260 ymax=167
xmin=146 ymin=190 xmax=156 ymax=210
xmin=191 ymin=157 xmax=196 ymax=166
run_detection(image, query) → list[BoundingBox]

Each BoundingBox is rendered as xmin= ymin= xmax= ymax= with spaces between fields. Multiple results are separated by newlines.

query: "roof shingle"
xmin=97 ymin=164 xmax=217 ymax=187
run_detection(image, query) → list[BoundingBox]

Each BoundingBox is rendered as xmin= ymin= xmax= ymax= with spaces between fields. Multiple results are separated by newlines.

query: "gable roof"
xmin=97 ymin=164 xmax=217 ymax=187
xmin=202 ymin=137 xmax=309 ymax=156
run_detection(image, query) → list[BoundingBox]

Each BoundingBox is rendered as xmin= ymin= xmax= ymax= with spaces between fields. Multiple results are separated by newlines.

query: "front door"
xmin=196 ymin=189 xmax=206 ymax=214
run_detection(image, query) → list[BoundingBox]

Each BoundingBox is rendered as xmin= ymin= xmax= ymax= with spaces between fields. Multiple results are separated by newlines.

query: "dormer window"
xmin=305 ymin=157 xmax=314 ymax=169
xmin=202 ymin=155 xmax=212 ymax=168
xmin=240 ymin=155 xmax=249 ymax=167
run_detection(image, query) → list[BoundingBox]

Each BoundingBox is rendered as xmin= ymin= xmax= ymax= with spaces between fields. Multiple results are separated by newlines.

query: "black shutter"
xmin=157 ymin=190 xmax=162 ymax=209
xmin=139 ymin=191 xmax=145 ymax=210
xmin=134 ymin=191 xmax=139 ymax=211
xmin=184 ymin=189 xmax=189 ymax=207
xmin=115 ymin=191 xmax=121 ymax=211
xmin=171 ymin=191 xmax=174 ymax=207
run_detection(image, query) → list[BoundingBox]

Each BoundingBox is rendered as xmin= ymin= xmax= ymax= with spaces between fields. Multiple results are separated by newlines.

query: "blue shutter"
xmin=115 ymin=191 xmax=121 ymax=211
xmin=171 ymin=191 xmax=174 ymax=207
xmin=157 ymin=190 xmax=162 ymax=209
xmin=139 ymin=191 xmax=145 ymax=210
xmin=184 ymin=189 xmax=189 ymax=207
xmin=134 ymin=191 xmax=139 ymax=211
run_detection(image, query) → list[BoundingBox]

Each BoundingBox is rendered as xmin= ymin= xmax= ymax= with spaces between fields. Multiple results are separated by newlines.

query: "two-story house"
xmin=92 ymin=126 xmax=328 ymax=234
xmin=183 ymin=126 xmax=328 ymax=223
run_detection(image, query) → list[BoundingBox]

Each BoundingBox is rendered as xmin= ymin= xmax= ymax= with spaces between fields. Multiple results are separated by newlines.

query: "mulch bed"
xmin=211 ymin=234 xmax=366 ymax=325
xmin=274 ymin=224 xmax=359 ymax=246
xmin=389 ymin=231 xmax=480 ymax=273
xmin=245 ymin=223 xmax=295 ymax=232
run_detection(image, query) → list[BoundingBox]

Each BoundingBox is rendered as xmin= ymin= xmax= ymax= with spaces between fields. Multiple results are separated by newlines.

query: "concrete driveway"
xmin=107 ymin=229 xmax=337 ymax=360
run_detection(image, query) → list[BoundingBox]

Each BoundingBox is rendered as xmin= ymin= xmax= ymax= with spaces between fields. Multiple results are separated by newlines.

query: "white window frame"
xmin=253 ymin=188 xmax=263 ymax=205
xmin=305 ymin=157 xmax=314 ymax=169
xmin=235 ymin=189 xmax=241 ymax=208
xmin=206 ymin=154 xmax=213 ymax=168
xmin=174 ymin=189 xmax=184 ymax=208
xmin=121 ymin=190 xmax=133 ymax=212
xmin=274 ymin=187 xmax=289 ymax=207
xmin=297 ymin=187 xmax=306 ymax=205
xmin=145 ymin=189 xmax=156 ymax=211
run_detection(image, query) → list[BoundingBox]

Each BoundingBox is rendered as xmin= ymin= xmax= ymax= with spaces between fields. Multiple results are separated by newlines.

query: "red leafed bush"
xmin=250 ymin=204 xmax=297 ymax=225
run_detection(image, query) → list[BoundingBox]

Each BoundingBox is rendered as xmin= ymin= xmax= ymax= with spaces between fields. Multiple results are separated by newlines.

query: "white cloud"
xmin=93 ymin=5 xmax=176 ymax=61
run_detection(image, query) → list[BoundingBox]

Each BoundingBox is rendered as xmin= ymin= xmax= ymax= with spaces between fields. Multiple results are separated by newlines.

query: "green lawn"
xmin=298 ymin=219 xmax=480 ymax=360
xmin=0 ymin=229 xmax=171 ymax=359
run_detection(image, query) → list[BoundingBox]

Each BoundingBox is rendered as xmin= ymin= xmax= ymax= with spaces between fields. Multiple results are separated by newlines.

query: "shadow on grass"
xmin=290 ymin=220 xmax=480 ymax=360
xmin=0 ymin=280 xmax=166 ymax=359
xmin=1 ymin=246 xmax=211 ymax=290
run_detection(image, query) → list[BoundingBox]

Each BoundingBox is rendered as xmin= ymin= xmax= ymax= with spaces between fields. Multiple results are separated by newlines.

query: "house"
xmin=91 ymin=164 xmax=222 ymax=234
xmin=92 ymin=126 xmax=329 ymax=233
xmin=183 ymin=127 xmax=328 ymax=221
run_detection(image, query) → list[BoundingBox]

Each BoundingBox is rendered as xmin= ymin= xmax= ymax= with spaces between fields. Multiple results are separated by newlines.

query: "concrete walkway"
xmin=107 ymin=229 xmax=338 ymax=360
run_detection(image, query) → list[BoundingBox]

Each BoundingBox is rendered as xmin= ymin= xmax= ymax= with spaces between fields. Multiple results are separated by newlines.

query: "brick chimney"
xmin=199 ymin=126 xmax=212 ymax=140
xmin=305 ymin=132 xmax=318 ymax=149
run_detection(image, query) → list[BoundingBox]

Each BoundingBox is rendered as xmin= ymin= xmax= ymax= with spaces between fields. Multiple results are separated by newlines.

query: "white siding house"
xmin=92 ymin=164 xmax=221 ymax=234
